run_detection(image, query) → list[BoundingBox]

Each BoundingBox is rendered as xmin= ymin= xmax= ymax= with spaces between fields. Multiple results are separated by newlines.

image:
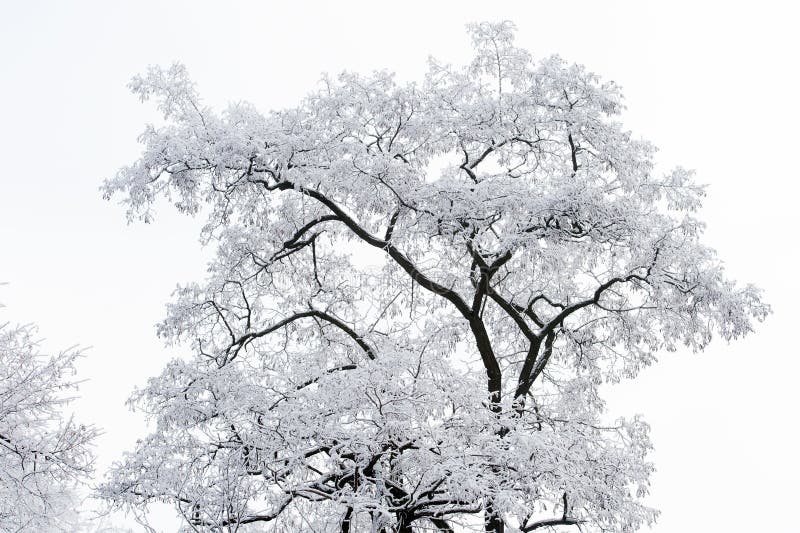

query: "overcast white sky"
xmin=1 ymin=1 xmax=798 ymax=531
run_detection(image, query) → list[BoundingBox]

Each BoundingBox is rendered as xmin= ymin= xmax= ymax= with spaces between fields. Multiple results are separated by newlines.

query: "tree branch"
xmin=270 ymin=180 xmax=473 ymax=318
xmin=284 ymin=215 xmax=339 ymax=248
xmin=231 ymin=309 xmax=376 ymax=361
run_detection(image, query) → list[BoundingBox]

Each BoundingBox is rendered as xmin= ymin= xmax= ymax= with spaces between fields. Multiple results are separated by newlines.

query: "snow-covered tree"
xmin=0 ymin=311 xmax=97 ymax=531
xmin=99 ymin=21 xmax=768 ymax=533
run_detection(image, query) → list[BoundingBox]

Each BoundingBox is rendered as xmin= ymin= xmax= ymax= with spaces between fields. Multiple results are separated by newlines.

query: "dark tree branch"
xmin=384 ymin=209 xmax=401 ymax=241
xmin=539 ymin=253 xmax=658 ymax=339
xmin=487 ymin=287 xmax=536 ymax=341
xmin=567 ymin=133 xmax=579 ymax=173
xmin=340 ymin=506 xmax=353 ymax=533
xmin=284 ymin=215 xmax=340 ymax=248
xmin=522 ymin=516 xmax=581 ymax=531
xmin=515 ymin=331 xmax=554 ymax=401
xmin=232 ymin=309 xmax=376 ymax=361
xmin=522 ymin=493 xmax=581 ymax=531
xmin=270 ymin=180 xmax=473 ymax=319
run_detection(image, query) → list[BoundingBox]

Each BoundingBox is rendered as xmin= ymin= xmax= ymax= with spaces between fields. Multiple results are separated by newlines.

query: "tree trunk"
xmin=485 ymin=502 xmax=505 ymax=533
xmin=397 ymin=514 xmax=414 ymax=533
xmin=340 ymin=506 xmax=353 ymax=533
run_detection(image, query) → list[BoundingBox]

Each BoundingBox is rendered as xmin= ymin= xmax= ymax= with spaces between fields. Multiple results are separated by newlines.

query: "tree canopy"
xmin=99 ymin=21 xmax=768 ymax=533
xmin=0 ymin=313 xmax=97 ymax=531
